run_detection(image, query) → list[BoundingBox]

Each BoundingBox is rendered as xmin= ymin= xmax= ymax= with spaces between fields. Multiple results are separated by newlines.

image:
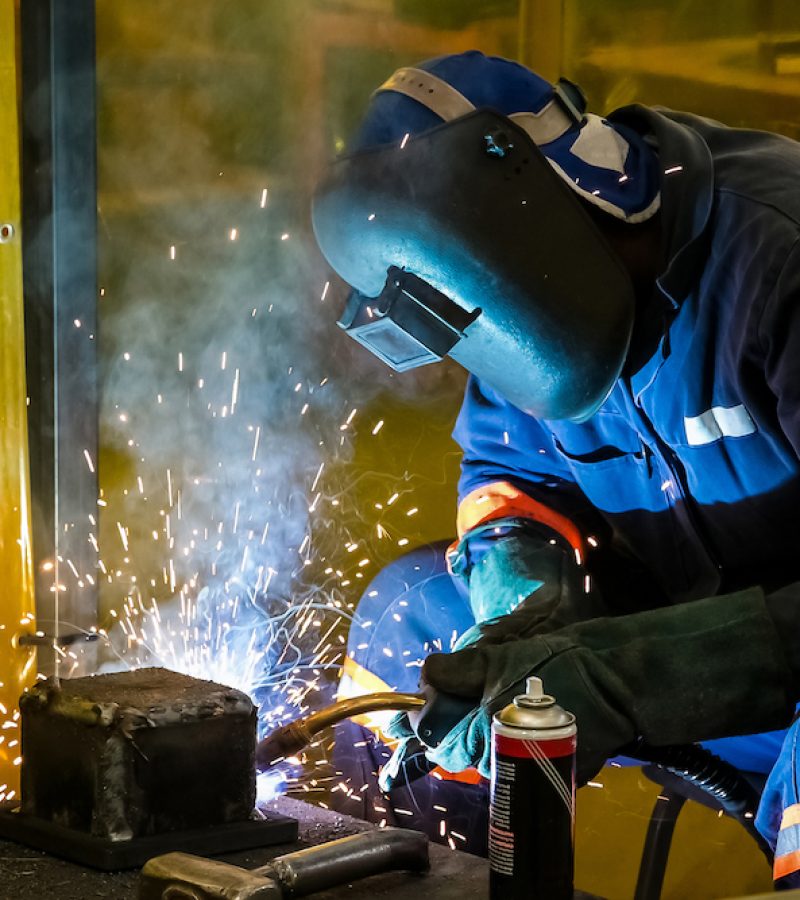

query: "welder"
xmin=313 ymin=50 xmax=800 ymax=884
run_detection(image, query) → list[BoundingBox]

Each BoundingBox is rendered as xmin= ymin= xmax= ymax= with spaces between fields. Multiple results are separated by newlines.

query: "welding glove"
xmin=394 ymin=587 xmax=796 ymax=786
xmin=379 ymin=521 xmax=608 ymax=789
xmin=449 ymin=517 xmax=609 ymax=651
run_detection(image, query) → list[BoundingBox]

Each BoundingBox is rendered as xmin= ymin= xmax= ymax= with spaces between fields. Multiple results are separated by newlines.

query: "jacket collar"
xmin=609 ymin=105 xmax=715 ymax=307
xmin=605 ymin=106 xmax=715 ymax=404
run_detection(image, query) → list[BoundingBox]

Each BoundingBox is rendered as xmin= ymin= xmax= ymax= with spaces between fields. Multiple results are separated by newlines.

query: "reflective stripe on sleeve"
xmin=338 ymin=657 xmax=397 ymax=738
xmin=775 ymin=804 xmax=800 ymax=880
xmin=684 ymin=404 xmax=756 ymax=446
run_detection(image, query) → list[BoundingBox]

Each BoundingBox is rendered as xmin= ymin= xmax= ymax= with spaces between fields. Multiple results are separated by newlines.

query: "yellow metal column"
xmin=518 ymin=0 xmax=565 ymax=82
xmin=0 ymin=0 xmax=37 ymax=798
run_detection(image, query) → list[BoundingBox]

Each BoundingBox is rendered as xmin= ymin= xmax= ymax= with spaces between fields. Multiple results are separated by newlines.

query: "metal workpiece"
xmin=139 ymin=828 xmax=430 ymax=900
xmin=7 ymin=668 xmax=285 ymax=868
xmin=17 ymin=630 xmax=100 ymax=649
xmin=264 ymin=829 xmax=429 ymax=894
xmin=255 ymin=692 xmax=426 ymax=769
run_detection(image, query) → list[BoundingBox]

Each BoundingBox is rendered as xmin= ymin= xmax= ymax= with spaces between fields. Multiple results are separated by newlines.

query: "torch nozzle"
xmin=256 ymin=691 xmax=425 ymax=770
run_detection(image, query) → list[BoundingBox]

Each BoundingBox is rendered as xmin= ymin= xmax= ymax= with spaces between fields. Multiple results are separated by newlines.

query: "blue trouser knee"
xmin=333 ymin=541 xmax=488 ymax=853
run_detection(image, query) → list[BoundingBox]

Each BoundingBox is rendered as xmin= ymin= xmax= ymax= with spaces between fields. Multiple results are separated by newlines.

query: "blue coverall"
xmin=338 ymin=104 xmax=800 ymax=880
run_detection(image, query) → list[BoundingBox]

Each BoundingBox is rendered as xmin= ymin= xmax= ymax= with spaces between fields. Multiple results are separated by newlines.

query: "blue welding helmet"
xmin=313 ymin=55 xmax=658 ymax=421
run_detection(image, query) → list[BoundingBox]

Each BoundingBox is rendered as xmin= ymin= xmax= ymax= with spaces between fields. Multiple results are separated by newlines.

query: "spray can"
xmin=489 ymin=676 xmax=577 ymax=900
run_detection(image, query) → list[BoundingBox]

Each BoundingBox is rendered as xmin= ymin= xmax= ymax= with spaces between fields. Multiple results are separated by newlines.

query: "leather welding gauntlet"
xmin=416 ymin=587 xmax=796 ymax=785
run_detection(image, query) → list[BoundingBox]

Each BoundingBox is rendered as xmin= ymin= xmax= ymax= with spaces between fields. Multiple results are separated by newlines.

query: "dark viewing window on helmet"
xmin=337 ymin=267 xmax=481 ymax=372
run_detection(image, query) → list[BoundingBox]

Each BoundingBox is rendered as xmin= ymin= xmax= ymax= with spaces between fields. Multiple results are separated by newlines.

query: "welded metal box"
xmin=19 ymin=667 xmax=257 ymax=841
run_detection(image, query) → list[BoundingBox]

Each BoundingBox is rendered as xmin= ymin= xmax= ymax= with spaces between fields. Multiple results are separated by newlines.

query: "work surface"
xmin=0 ymin=795 xmax=601 ymax=899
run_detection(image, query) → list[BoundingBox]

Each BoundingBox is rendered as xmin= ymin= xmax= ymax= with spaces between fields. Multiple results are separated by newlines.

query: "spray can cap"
xmin=515 ymin=676 xmax=554 ymax=709
xmin=496 ymin=676 xmax=576 ymax=730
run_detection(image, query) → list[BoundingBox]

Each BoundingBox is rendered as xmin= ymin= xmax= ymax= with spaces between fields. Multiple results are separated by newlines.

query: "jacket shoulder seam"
xmin=716 ymin=186 xmax=800 ymax=232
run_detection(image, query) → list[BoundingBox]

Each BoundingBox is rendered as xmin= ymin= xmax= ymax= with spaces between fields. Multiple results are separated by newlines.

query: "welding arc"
xmin=256 ymin=691 xmax=425 ymax=770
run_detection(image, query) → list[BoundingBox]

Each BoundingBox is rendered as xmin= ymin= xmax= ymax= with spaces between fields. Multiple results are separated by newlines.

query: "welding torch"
xmin=255 ymin=688 xmax=473 ymax=772
xmin=255 ymin=690 xmax=768 ymax=843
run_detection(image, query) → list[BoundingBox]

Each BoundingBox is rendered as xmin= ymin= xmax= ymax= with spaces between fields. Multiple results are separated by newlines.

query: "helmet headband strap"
xmin=375 ymin=66 xmax=579 ymax=146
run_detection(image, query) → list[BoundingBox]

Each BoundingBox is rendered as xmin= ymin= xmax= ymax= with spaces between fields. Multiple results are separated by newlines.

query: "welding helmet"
xmin=313 ymin=51 xmax=661 ymax=421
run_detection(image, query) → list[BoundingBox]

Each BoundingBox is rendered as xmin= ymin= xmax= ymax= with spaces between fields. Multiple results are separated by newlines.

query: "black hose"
xmin=627 ymin=739 xmax=771 ymax=862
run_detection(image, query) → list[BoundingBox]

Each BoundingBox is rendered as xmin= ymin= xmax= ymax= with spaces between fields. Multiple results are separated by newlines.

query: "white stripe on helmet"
xmin=375 ymin=66 xmax=576 ymax=146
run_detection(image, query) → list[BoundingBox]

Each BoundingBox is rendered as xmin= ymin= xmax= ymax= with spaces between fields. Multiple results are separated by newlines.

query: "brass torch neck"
xmin=256 ymin=691 xmax=425 ymax=769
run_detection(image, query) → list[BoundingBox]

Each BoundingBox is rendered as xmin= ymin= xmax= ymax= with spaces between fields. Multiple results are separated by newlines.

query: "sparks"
xmin=231 ymin=369 xmax=240 ymax=413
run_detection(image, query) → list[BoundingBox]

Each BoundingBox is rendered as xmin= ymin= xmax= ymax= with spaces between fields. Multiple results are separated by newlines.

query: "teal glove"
xmin=403 ymin=587 xmax=796 ymax=785
xmin=453 ymin=518 xmax=608 ymax=637
xmin=462 ymin=526 xmax=550 ymax=623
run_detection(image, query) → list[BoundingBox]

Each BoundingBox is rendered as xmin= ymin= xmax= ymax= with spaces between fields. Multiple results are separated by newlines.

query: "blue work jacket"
xmin=454 ymin=106 xmax=800 ymax=604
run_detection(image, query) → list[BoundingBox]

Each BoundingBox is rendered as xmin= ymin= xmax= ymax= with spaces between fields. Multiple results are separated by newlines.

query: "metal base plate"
xmin=0 ymin=804 xmax=298 ymax=871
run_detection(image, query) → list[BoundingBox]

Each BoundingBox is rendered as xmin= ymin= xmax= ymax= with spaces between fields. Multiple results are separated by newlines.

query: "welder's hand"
xmin=418 ymin=634 xmax=620 ymax=784
xmin=415 ymin=587 xmax=796 ymax=785
xmin=454 ymin=519 xmax=608 ymax=640
xmin=378 ymin=715 xmax=435 ymax=792
xmin=379 ymin=541 xmax=609 ymax=787
xmin=379 ymin=688 xmax=480 ymax=791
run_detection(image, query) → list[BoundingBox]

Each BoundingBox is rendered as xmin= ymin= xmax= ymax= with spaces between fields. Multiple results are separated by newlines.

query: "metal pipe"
xmin=265 ymin=828 xmax=429 ymax=895
xmin=517 ymin=0 xmax=565 ymax=83
xmin=20 ymin=0 xmax=99 ymax=676
xmin=256 ymin=692 xmax=425 ymax=769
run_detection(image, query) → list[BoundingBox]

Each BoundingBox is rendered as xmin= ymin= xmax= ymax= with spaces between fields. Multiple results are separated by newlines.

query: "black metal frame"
xmin=19 ymin=0 xmax=99 ymax=656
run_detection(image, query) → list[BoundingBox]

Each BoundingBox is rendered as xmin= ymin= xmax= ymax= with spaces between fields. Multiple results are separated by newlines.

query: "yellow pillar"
xmin=518 ymin=0 xmax=565 ymax=83
xmin=0 ymin=0 xmax=37 ymax=799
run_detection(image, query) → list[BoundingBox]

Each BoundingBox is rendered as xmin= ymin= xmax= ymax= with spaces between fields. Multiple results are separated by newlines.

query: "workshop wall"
xmin=93 ymin=0 xmax=514 ymax=653
xmin=563 ymin=0 xmax=800 ymax=138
